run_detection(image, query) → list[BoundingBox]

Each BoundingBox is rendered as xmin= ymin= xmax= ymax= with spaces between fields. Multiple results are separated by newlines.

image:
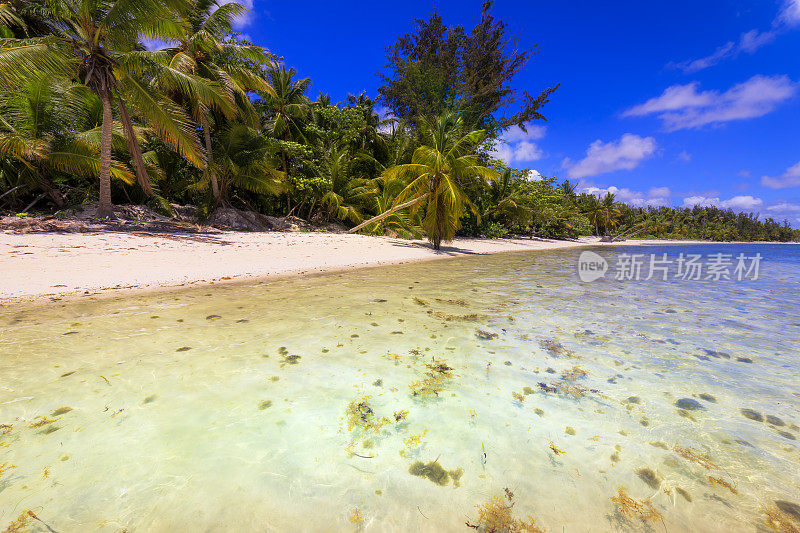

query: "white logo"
xmin=577 ymin=251 xmax=608 ymax=282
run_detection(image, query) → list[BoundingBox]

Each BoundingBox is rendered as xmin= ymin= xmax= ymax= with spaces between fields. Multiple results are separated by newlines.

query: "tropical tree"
xmin=0 ymin=0 xmax=225 ymax=217
xmin=353 ymin=112 xmax=496 ymax=249
xmin=601 ymin=192 xmax=620 ymax=234
xmin=319 ymin=147 xmax=373 ymax=224
xmin=257 ymin=66 xmax=311 ymax=176
xmin=164 ymin=0 xmax=275 ymax=204
xmin=581 ymin=194 xmax=603 ymax=236
xmin=0 ymin=74 xmax=139 ymax=208
xmin=201 ymin=123 xmax=284 ymax=206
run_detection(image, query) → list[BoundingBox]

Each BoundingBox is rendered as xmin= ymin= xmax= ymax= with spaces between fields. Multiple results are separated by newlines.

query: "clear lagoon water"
xmin=1 ymin=244 xmax=799 ymax=532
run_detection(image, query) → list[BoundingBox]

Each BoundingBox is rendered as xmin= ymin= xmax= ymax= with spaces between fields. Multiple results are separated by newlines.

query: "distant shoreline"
xmin=0 ymin=231 xmax=794 ymax=306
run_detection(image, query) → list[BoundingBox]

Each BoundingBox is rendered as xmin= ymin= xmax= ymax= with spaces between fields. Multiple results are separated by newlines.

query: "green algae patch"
xmin=51 ymin=407 xmax=73 ymax=416
xmin=636 ymin=467 xmax=661 ymax=489
xmin=408 ymin=460 xmax=463 ymax=487
xmin=258 ymin=400 xmax=273 ymax=410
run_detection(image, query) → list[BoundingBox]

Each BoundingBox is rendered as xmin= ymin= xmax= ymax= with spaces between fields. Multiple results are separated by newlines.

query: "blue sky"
xmin=235 ymin=0 xmax=800 ymax=225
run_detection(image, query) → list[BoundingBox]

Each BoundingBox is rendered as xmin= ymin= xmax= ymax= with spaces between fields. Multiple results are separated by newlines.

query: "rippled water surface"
xmin=1 ymin=244 xmax=799 ymax=532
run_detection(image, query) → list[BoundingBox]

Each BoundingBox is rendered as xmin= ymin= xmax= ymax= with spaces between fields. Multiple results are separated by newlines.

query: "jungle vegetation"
xmin=0 ymin=0 xmax=796 ymax=244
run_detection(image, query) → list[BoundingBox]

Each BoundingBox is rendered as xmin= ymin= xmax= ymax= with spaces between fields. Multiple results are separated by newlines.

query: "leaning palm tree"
xmin=0 ymin=0 xmax=224 ymax=217
xmin=350 ymin=112 xmax=497 ymax=250
xmin=164 ymin=0 xmax=276 ymax=204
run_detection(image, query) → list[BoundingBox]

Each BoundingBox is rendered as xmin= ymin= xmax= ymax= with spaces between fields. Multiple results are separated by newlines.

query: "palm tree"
xmin=0 ymin=74 xmax=139 ymax=209
xmin=0 ymin=0 xmax=220 ymax=217
xmin=203 ymin=124 xmax=284 ymax=205
xmin=581 ymin=194 xmax=603 ymax=236
xmin=258 ymin=66 xmax=311 ymax=177
xmin=319 ymin=147 xmax=373 ymax=224
xmin=165 ymin=0 xmax=275 ymax=204
xmin=352 ymin=112 xmax=496 ymax=249
xmin=601 ymin=192 xmax=620 ymax=235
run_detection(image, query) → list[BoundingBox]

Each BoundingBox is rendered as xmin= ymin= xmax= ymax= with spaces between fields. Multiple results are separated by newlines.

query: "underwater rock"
xmin=776 ymin=430 xmax=796 ymax=440
xmin=281 ymin=355 xmax=301 ymax=365
xmin=741 ymin=408 xmax=764 ymax=422
xmin=636 ymin=467 xmax=661 ymax=489
xmin=626 ymin=396 xmax=641 ymax=404
xmin=143 ymin=395 xmax=157 ymax=404
xmin=649 ymin=441 xmax=669 ymax=449
xmin=176 ymin=346 xmax=192 ymax=352
xmin=476 ymin=329 xmax=498 ymax=340
xmin=206 ymin=315 xmax=221 ymax=320
xmin=775 ymin=501 xmax=800 ymax=522
xmin=736 ymin=357 xmax=753 ymax=363
xmin=698 ymin=393 xmax=717 ymax=403
xmin=766 ymin=415 xmax=785 ymax=426
xmin=675 ymin=398 xmax=704 ymax=410
xmin=373 ymin=379 xmax=383 ymax=387
xmin=545 ymin=368 xmax=556 ymax=374
xmin=702 ymin=349 xmax=730 ymax=359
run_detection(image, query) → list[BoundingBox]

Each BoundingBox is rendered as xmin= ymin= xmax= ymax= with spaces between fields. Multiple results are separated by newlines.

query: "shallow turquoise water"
xmin=1 ymin=244 xmax=799 ymax=532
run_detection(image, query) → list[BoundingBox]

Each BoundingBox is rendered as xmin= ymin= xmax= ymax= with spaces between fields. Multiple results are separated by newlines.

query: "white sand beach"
xmin=0 ymin=230 xmax=744 ymax=304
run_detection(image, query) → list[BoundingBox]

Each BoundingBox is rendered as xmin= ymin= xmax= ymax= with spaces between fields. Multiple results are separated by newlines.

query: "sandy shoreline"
xmin=0 ymin=230 xmax=788 ymax=305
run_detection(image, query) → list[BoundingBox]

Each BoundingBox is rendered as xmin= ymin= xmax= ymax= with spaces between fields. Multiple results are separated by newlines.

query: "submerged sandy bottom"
xmin=1 ymin=245 xmax=799 ymax=532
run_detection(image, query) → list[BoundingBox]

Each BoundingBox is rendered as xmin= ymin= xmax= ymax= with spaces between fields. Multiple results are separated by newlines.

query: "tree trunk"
xmin=347 ymin=193 xmax=429 ymax=234
xmin=432 ymin=176 xmax=443 ymax=250
xmin=200 ymin=111 xmax=220 ymax=203
xmin=97 ymin=90 xmax=114 ymax=219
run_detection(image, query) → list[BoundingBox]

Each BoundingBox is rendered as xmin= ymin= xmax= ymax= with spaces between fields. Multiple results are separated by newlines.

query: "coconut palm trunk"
xmin=97 ymin=89 xmax=114 ymax=218
xmin=431 ymin=174 xmax=443 ymax=250
xmin=200 ymin=112 xmax=220 ymax=203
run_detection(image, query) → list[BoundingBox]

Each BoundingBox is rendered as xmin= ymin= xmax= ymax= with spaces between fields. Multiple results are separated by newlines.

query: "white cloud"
xmin=672 ymin=31 xmax=776 ymax=73
xmin=677 ymin=151 xmax=692 ymax=162
xmin=490 ymin=125 xmax=546 ymax=164
xmin=780 ymin=0 xmax=800 ymax=25
xmin=761 ymin=161 xmax=800 ymax=189
xmin=671 ymin=1 xmax=800 ymax=73
xmin=683 ymin=195 xmax=763 ymax=210
xmin=766 ymin=202 xmax=800 ymax=212
xmin=564 ymin=134 xmax=656 ymax=179
xmin=526 ymin=170 xmax=543 ymax=181
xmin=624 ymin=75 xmax=797 ymax=131
xmin=576 ymin=183 xmax=671 ymax=207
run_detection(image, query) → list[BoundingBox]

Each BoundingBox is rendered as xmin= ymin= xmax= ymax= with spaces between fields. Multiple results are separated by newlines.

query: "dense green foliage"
xmin=0 ymin=0 xmax=796 ymax=243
